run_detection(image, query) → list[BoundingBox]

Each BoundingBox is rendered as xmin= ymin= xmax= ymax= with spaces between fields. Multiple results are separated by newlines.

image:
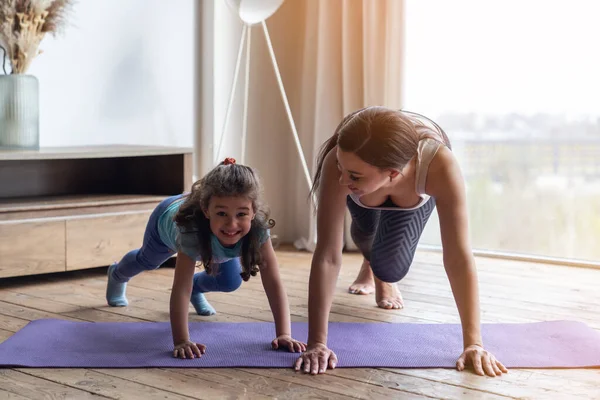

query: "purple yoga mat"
xmin=0 ymin=319 xmax=599 ymax=368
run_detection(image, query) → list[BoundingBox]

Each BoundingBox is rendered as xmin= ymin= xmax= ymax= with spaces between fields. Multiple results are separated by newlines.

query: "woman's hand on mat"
xmin=173 ymin=340 xmax=206 ymax=359
xmin=272 ymin=334 xmax=307 ymax=353
xmin=456 ymin=344 xmax=508 ymax=377
xmin=294 ymin=343 xmax=338 ymax=374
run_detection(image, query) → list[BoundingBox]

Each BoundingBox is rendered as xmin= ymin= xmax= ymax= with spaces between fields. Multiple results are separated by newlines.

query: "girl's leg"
xmin=190 ymin=258 xmax=243 ymax=315
xmin=106 ymin=195 xmax=183 ymax=306
xmin=346 ymin=196 xmax=380 ymax=294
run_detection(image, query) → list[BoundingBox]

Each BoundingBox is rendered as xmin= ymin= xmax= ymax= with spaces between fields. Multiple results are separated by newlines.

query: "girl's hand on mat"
xmin=173 ymin=340 xmax=206 ymax=359
xmin=456 ymin=344 xmax=508 ymax=377
xmin=272 ymin=335 xmax=307 ymax=353
xmin=294 ymin=343 xmax=338 ymax=375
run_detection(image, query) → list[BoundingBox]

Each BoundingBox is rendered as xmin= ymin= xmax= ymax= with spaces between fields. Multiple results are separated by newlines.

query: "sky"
xmin=403 ymin=0 xmax=600 ymax=117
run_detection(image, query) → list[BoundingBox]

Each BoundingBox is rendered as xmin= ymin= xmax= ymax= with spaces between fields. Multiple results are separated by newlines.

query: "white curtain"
xmin=286 ymin=0 xmax=405 ymax=251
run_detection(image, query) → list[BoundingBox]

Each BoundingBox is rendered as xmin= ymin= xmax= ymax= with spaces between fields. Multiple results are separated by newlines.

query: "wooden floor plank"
xmin=384 ymin=368 xmax=600 ymax=400
xmin=237 ymin=368 xmax=434 ymax=400
xmin=16 ymin=369 xmax=201 ymax=400
xmin=330 ymin=368 xmax=514 ymax=399
xmin=0 ymin=301 xmax=81 ymax=323
xmin=100 ymin=368 xmax=348 ymax=400
xmin=170 ymin=368 xmax=363 ymax=400
xmin=0 ymin=390 xmax=32 ymax=400
xmin=0 ymin=328 xmax=12 ymax=340
xmin=0 ymin=369 xmax=112 ymax=400
xmin=0 ymin=313 xmax=32 ymax=332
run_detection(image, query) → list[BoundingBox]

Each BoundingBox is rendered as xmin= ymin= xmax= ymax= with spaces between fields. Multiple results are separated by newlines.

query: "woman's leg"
xmin=106 ymin=194 xmax=184 ymax=306
xmin=370 ymin=198 xmax=437 ymax=308
xmin=190 ymin=258 xmax=243 ymax=315
xmin=346 ymin=196 xmax=381 ymax=295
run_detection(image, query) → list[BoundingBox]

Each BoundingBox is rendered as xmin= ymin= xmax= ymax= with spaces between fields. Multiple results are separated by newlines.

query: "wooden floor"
xmin=0 ymin=248 xmax=599 ymax=399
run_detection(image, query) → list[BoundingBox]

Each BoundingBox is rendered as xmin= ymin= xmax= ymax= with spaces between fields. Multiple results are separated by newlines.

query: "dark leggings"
xmin=346 ymin=196 xmax=436 ymax=283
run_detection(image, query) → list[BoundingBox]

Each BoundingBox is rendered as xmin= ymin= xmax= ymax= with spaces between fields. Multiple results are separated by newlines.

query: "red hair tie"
xmin=223 ymin=157 xmax=236 ymax=165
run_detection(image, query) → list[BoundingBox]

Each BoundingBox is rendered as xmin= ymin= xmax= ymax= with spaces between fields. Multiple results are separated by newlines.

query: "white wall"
xmin=27 ymin=0 xmax=195 ymax=147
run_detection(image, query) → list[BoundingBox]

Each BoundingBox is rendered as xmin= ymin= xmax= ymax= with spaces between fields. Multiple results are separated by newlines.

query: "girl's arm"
xmin=427 ymin=146 xmax=507 ymax=376
xmin=259 ymin=238 xmax=306 ymax=352
xmin=170 ymin=252 xmax=204 ymax=358
xmin=259 ymin=238 xmax=291 ymax=337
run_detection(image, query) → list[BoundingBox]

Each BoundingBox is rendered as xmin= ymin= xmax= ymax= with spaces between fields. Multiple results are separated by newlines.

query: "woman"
xmin=294 ymin=106 xmax=507 ymax=377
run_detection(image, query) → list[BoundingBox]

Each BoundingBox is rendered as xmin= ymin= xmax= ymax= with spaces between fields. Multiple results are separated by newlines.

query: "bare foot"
xmin=348 ymin=258 xmax=375 ymax=295
xmin=374 ymin=277 xmax=404 ymax=309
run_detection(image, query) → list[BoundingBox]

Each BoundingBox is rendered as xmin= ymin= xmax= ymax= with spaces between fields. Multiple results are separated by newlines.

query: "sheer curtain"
xmin=287 ymin=0 xmax=405 ymax=251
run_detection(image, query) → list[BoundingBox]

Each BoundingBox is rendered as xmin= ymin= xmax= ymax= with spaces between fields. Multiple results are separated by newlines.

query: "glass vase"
xmin=0 ymin=74 xmax=40 ymax=150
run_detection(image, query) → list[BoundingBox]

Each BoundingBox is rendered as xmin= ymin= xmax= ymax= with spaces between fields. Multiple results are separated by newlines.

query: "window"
xmin=404 ymin=0 xmax=600 ymax=262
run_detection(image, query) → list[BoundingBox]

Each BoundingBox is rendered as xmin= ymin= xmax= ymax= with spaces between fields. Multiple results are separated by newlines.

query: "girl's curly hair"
xmin=173 ymin=160 xmax=275 ymax=281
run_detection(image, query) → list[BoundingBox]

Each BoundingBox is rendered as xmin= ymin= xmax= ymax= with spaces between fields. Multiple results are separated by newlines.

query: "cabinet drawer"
xmin=0 ymin=220 xmax=66 ymax=278
xmin=66 ymin=211 xmax=152 ymax=270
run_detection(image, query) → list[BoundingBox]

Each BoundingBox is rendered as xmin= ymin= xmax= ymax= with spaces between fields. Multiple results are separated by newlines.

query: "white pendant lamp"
xmin=227 ymin=0 xmax=284 ymax=24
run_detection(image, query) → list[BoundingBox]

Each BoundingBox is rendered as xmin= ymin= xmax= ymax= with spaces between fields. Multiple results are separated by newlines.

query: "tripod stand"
xmin=215 ymin=4 xmax=314 ymax=203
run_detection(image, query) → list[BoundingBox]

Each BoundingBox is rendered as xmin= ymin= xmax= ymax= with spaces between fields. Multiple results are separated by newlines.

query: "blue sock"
xmin=190 ymin=292 xmax=216 ymax=316
xmin=106 ymin=263 xmax=129 ymax=307
xmin=190 ymin=272 xmax=216 ymax=315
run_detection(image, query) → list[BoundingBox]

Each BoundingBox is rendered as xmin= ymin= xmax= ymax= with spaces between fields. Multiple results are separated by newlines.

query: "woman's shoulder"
xmin=424 ymin=145 xmax=461 ymax=197
xmin=428 ymin=143 xmax=453 ymax=168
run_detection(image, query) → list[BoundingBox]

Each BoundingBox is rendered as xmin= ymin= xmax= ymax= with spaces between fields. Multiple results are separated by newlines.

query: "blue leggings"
xmin=346 ymin=196 xmax=436 ymax=283
xmin=111 ymin=194 xmax=243 ymax=293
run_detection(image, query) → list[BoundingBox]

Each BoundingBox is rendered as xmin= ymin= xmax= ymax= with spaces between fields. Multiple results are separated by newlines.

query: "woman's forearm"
xmin=307 ymin=257 xmax=342 ymax=346
xmin=170 ymin=291 xmax=191 ymax=345
xmin=445 ymin=256 xmax=482 ymax=348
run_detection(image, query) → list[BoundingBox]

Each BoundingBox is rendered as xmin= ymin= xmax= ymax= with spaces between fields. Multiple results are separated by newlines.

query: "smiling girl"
xmin=106 ymin=158 xmax=305 ymax=359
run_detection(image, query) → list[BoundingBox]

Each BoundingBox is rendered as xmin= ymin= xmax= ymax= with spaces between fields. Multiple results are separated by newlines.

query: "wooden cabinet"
xmin=65 ymin=210 xmax=153 ymax=271
xmin=0 ymin=145 xmax=193 ymax=278
xmin=0 ymin=220 xmax=65 ymax=277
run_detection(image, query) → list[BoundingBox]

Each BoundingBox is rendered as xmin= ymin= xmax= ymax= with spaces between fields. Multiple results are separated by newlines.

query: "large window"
xmin=404 ymin=0 xmax=600 ymax=262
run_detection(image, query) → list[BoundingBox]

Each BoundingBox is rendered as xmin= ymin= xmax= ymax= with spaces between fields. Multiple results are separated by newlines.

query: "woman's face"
xmin=336 ymin=148 xmax=396 ymax=196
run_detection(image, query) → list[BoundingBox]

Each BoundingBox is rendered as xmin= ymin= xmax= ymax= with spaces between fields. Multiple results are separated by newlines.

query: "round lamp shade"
xmin=226 ymin=0 xmax=285 ymax=24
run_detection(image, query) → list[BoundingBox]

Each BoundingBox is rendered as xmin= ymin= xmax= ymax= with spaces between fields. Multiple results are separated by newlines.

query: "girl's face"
xmin=336 ymin=148 xmax=398 ymax=195
xmin=204 ymin=196 xmax=255 ymax=247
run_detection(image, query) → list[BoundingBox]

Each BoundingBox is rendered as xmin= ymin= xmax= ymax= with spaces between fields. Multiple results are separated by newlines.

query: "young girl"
xmin=106 ymin=157 xmax=305 ymax=359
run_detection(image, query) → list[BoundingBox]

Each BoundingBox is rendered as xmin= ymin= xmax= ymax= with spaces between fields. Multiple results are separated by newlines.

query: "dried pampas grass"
xmin=0 ymin=0 xmax=74 ymax=74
